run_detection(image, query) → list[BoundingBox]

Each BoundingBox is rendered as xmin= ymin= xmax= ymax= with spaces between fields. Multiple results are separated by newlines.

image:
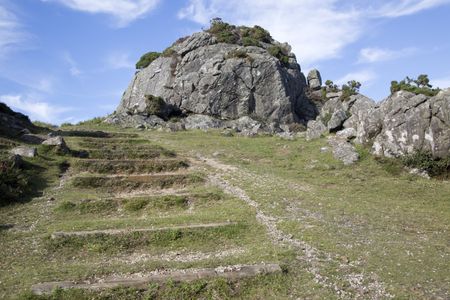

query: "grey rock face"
xmin=372 ymin=90 xmax=450 ymax=158
xmin=327 ymin=109 xmax=348 ymax=132
xmin=336 ymin=128 xmax=356 ymax=140
xmin=328 ymin=136 xmax=359 ymax=165
xmin=0 ymin=103 xmax=38 ymax=138
xmin=307 ymin=69 xmax=322 ymax=90
xmin=10 ymin=146 xmax=37 ymax=158
xmin=111 ymin=31 xmax=314 ymax=127
xmin=183 ymin=114 xmax=223 ymax=130
xmin=306 ymin=120 xmax=327 ymax=140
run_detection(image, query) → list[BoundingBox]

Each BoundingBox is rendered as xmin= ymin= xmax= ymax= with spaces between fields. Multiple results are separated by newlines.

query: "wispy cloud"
xmin=63 ymin=52 xmax=82 ymax=76
xmin=335 ymin=70 xmax=377 ymax=86
xmin=178 ymin=0 xmax=450 ymax=66
xmin=104 ymin=52 xmax=134 ymax=70
xmin=42 ymin=0 xmax=161 ymax=27
xmin=0 ymin=4 xmax=27 ymax=56
xmin=358 ymin=47 xmax=417 ymax=64
xmin=375 ymin=0 xmax=450 ymax=18
xmin=0 ymin=93 xmax=73 ymax=123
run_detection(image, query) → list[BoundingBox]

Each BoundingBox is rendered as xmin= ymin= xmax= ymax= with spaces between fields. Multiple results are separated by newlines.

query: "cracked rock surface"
xmin=111 ymin=31 xmax=314 ymax=126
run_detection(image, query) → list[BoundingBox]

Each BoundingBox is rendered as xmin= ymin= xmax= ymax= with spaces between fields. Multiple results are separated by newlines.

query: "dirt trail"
xmin=198 ymin=155 xmax=392 ymax=299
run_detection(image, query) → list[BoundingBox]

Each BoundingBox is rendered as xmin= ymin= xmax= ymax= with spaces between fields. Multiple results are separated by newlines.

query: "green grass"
xmin=72 ymin=159 xmax=188 ymax=174
xmin=1 ymin=125 xmax=449 ymax=299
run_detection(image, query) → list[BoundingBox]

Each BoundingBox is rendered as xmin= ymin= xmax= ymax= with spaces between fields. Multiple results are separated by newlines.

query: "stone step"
xmin=72 ymin=159 xmax=189 ymax=175
xmin=71 ymin=173 xmax=204 ymax=191
xmin=51 ymin=222 xmax=237 ymax=239
xmin=31 ymin=264 xmax=282 ymax=295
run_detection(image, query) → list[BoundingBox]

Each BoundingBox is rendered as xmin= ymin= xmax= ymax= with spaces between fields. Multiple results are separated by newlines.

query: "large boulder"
xmin=372 ymin=90 xmax=450 ymax=158
xmin=42 ymin=136 xmax=70 ymax=154
xmin=307 ymin=69 xmax=322 ymax=90
xmin=109 ymin=28 xmax=316 ymax=128
xmin=328 ymin=136 xmax=359 ymax=165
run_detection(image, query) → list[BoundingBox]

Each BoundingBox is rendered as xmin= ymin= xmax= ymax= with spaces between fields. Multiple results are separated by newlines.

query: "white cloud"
xmin=104 ymin=52 xmax=134 ymax=70
xmin=178 ymin=0 xmax=450 ymax=66
xmin=42 ymin=0 xmax=161 ymax=27
xmin=63 ymin=52 xmax=82 ymax=76
xmin=432 ymin=76 xmax=450 ymax=89
xmin=358 ymin=47 xmax=417 ymax=64
xmin=0 ymin=93 xmax=72 ymax=123
xmin=375 ymin=0 xmax=450 ymax=18
xmin=335 ymin=70 xmax=377 ymax=86
xmin=0 ymin=5 xmax=26 ymax=56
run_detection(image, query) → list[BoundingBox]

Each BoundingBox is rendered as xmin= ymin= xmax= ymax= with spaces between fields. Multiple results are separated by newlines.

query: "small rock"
xmin=10 ymin=146 xmax=37 ymax=158
xmin=409 ymin=168 xmax=430 ymax=179
xmin=42 ymin=136 xmax=70 ymax=154
xmin=320 ymin=147 xmax=329 ymax=153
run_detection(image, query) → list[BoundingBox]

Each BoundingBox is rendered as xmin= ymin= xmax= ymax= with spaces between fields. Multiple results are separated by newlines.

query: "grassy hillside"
xmin=0 ymin=124 xmax=449 ymax=299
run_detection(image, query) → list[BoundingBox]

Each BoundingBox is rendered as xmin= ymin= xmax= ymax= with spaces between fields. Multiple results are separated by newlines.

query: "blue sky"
xmin=1 ymin=0 xmax=450 ymax=124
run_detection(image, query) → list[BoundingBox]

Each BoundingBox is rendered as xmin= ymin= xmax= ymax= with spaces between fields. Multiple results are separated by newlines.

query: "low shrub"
xmin=76 ymin=117 xmax=105 ymax=126
xmin=0 ymin=158 xmax=29 ymax=206
xmin=136 ymin=51 xmax=161 ymax=69
xmin=402 ymin=151 xmax=450 ymax=178
xmin=144 ymin=94 xmax=166 ymax=117
xmin=268 ymin=45 xmax=290 ymax=66
xmin=390 ymin=74 xmax=440 ymax=97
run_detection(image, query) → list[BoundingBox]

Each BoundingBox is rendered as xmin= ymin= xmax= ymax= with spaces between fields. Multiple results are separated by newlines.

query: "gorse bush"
xmin=0 ymin=158 xmax=29 ymax=206
xmin=390 ymin=74 xmax=440 ymax=97
xmin=207 ymin=18 xmax=239 ymax=44
xmin=136 ymin=52 xmax=161 ymax=69
xmin=402 ymin=151 xmax=450 ymax=178
xmin=144 ymin=94 xmax=166 ymax=117
xmin=268 ymin=45 xmax=290 ymax=66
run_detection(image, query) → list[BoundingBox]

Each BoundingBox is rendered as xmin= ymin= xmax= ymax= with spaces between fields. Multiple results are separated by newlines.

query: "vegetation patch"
xmin=402 ymin=151 xmax=450 ymax=178
xmin=268 ymin=45 xmax=290 ymax=66
xmin=72 ymin=159 xmax=188 ymax=174
xmin=136 ymin=52 xmax=161 ymax=69
xmin=122 ymin=195 xmax=189 ymax=212
xmin=71 ymin=174 xmax=204 ymax=191
xmin=45 ymin=223 xmax=246 ymax=255
xmin=0 ymin=157 xmax=29 ymax=206
xmin=390 ymin=74 xmax=440 ymax=97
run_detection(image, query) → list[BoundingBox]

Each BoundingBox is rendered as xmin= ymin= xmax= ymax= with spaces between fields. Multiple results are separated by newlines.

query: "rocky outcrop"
xmin=108 ymin=28 xmax=316 ymax=129
xmin=0 ymin=103 xmax=39 ymax=138
xmin=372 ymin=89 xmax=450 ymax=158
xmin=308 ymin=88 xmax=450 ymax=159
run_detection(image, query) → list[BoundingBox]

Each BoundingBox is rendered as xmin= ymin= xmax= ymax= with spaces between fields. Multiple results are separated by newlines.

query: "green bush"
xmin=76 ymin=117 xmax=105 ymax=126
xmin=402 ymin=151 xmax=450 ymax=178
xmin=340 ymin=80 xmax=361 ymax=101
xmin=390 ymin=74 xmax=440 ymax=97
xmin=0 ymin=158 xmax=29 ymax=206
xmin=144 ymin=94 xmax=166 ymax=117
xmin=268 ymin=46 xmax=290 ymax=66
xmin=136 ymin=51 xmax=161 ymax=69
xmin=162 ymin=47 xmax=177 ymax=57
xmin=207 ymin=19 xmax=239 ymax=44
